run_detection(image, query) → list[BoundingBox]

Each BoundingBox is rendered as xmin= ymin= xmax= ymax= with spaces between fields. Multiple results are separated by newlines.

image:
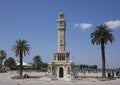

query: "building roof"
xmin=15 ymin=61 xmax=31 ymax=66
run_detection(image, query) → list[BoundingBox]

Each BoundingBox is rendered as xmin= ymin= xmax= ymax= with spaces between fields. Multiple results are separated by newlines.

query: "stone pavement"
xmin=0 ymin=71 xmax=120 ymax=85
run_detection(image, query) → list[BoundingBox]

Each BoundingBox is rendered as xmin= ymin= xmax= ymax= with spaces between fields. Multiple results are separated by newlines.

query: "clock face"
xmin=60 ymin=22 xmax=64 ymax=27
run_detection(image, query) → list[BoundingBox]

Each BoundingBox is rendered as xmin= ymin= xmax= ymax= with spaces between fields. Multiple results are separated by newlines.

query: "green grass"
xmin=11 ymin=75 xmax=45 ymax=79
xmin=80 ymin=76 xmax=116 ymax=81
xmin=29 ymin=76 xmax=44 ymax=78
xmin=98 ymin=77 xmax=116 ymax=81
xmin=81 ymin=76 xmax=97 ymax=78
xmin=11 ymin=75 xmax=24 ymax=79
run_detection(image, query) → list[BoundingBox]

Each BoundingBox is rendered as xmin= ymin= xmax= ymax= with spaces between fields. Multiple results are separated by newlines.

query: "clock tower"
xmin=48 ymin=11 xmax=74 ymax=79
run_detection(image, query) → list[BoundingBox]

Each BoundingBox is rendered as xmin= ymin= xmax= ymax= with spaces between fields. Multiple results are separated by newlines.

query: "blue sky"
xmin=0 ymin=0 xmax=120 ymax=68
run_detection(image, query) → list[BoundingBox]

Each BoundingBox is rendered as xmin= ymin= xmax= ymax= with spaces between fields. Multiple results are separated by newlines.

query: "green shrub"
xmin=11 ymin=75 xmax=24 ymax=79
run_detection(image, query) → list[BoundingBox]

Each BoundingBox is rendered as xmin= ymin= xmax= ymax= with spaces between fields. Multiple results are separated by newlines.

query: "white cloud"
xmin=80 ymin=23 xmax=93 ymax=29
xmin=105 ymin=20 xmax=120 ymax=29
xmin=74 ymin=23 xmax=79 ymax=28
xmin=74 ymin=23 xmax=92 ymax=30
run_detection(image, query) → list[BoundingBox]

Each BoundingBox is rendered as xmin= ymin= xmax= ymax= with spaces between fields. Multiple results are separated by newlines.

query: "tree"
xmin=91 ymin=24 xmax=114 ymax=77
xmin=41 ymin=62 xmax=48 ymax=71
xmin=0 ymin=50 xmax=7 ymax=69
xmin=33 ymin=55 xmax=42 ymax=70
xmin=92 ymin=65 xmax=97 ymax=69
xmin=12 ymin=39 xmax=30 ymax=76
xmin=4 ymin=57 xmax=16 ymax=70
xmin=79 ymin=64 xmax=97 ymax=69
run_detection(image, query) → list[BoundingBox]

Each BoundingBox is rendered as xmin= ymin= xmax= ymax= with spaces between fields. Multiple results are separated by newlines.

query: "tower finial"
xmin=59 ymin=10 xmax=64 ymax=15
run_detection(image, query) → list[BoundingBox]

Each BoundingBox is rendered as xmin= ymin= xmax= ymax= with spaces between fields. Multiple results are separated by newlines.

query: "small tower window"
xmin=60 ymin=15 xmax=64 ymax=19
xmin=54 ymin=56 xmax=56 ymax=60
xmin=60 ymin=40 xmax=62 ymax=43
xmin=60 ymin=44 xmax=63 ymax=46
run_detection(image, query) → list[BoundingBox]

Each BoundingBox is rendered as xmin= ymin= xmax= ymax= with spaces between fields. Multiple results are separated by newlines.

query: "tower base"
xmin=48 ymin=55 xmax=74 ymax=79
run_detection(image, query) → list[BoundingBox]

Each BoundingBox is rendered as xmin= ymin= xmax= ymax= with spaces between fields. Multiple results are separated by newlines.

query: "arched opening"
xmin=59 ymin=67 xmax=64 ymax=78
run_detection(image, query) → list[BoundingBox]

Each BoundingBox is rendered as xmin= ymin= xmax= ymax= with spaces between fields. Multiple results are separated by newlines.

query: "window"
xmin=60 ymin=15 xmax=64 ymax=19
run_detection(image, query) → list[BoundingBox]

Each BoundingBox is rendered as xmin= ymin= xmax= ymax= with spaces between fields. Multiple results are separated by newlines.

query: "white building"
xmin=15 ymin=61 xmax=31 ymax=67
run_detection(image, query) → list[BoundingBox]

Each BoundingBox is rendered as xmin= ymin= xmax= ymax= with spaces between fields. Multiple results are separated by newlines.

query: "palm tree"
xmin=0 ymin=50 xmax=7 ymax=69
xmin=33 ymin=55 xmax=42 ymax=70
xmin=91 ymin=24 xmax=114 ymax=77
xmin=12 ymin=39 xmax=30 ymax=76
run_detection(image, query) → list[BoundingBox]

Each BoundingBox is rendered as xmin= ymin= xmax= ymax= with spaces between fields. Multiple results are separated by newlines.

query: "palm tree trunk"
xmin=20 ymin=51 xmax=23 ymax=76
xmin=101 ymin=42 xmax=106 ymax=77
xmin=0 ymin=59 xmax=2 ymax=69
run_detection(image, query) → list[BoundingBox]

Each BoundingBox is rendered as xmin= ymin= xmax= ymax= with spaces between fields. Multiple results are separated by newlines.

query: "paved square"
xmin=0 ymin=71 xmax=120 ymax=85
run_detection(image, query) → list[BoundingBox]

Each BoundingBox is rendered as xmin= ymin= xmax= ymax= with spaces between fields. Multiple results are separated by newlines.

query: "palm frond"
xmin=12 ymin=39 xmax=30 ymax=57
xmin=90 ymin=24 xmax=114 ymax=45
